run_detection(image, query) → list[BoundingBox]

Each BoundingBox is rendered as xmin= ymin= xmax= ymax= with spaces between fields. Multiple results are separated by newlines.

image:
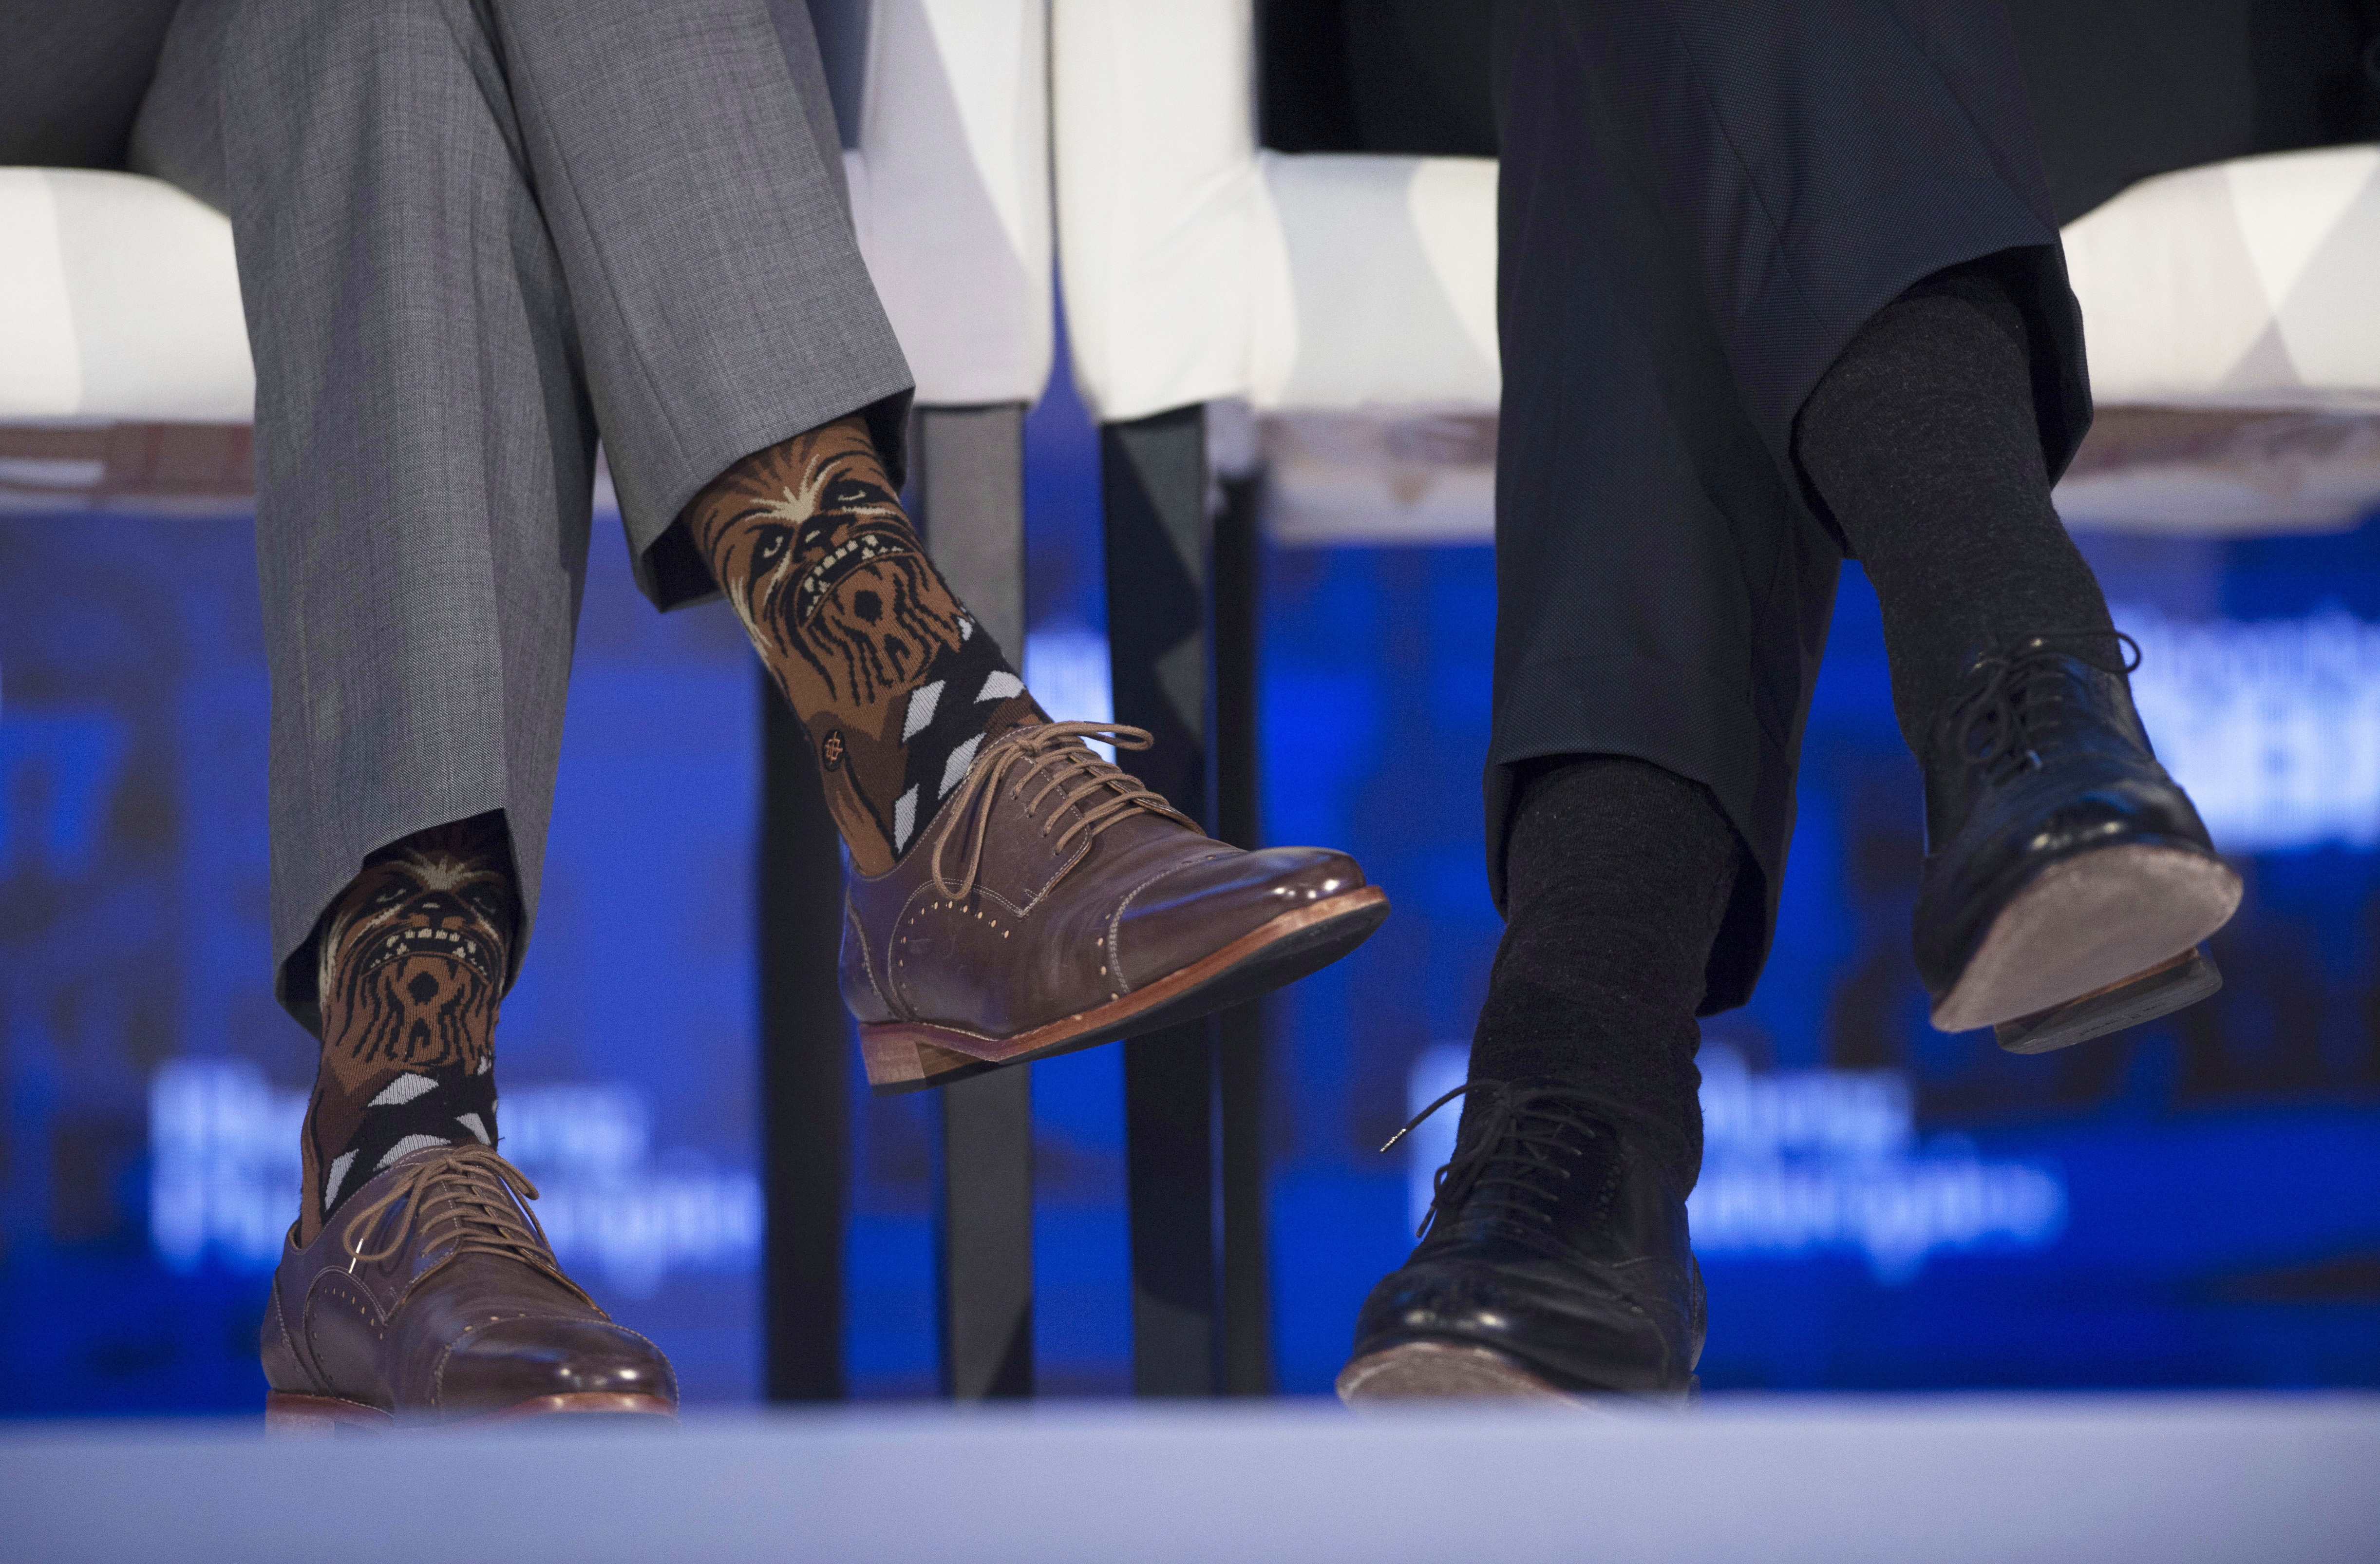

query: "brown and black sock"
xmin=686 ymin=415 xmax=1044 ymax=875
xmin=299 ymin=814 xmax=516 ymax=1242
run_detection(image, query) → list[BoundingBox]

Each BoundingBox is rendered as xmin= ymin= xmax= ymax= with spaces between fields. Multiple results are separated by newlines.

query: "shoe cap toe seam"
xmin=1106 ymin=850 xmax=1237 ymax=992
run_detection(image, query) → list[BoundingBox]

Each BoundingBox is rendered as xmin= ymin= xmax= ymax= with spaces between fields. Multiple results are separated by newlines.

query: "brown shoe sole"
xmin=1929 ymin=843 xmax=2240 ymax=1034
xmin=1336 ymin=1341 xmax=1693 ymax=1408
xmin=264 ymin=1390 xmax=677 ymax=1434
xmin=861 ymin=884 xmax=1390 ymax=1094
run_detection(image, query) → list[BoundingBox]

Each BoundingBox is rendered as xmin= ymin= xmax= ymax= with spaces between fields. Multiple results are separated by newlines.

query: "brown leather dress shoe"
xmin=845 ymin=721 xmax=1389 ymax=1091
xmin=261 ymin=1144 xmax=678 ymax=1431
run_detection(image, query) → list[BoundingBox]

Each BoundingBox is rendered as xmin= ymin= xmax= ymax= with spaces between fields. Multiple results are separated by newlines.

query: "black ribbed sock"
xmin=1794 ymin=264 xmax=2116 ymax=752
xmin=1466 ymin=755 xmax=1745 ymax=1191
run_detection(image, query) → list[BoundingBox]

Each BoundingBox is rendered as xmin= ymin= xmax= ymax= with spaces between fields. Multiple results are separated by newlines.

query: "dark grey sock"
xmin=1466 ymin=755 xmax=1745 ymax=1192
xmin=1794 ymin=265 xmax=2116 ymax=752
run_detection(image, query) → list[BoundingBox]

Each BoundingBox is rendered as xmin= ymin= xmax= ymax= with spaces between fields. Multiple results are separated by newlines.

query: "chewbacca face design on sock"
xmin=317 ymin=839 xmax=510 ymax=1079
xmin=698 ymin=418 xmax=969 ymax=717
xmin=302 ymin=819 xmax=515 ymax=1232
xmin=688 ymin=417 xmax=1042 ymax=874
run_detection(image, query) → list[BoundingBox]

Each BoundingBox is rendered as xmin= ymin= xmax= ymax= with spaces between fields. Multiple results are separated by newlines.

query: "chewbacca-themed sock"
xmin=298 ymin=815 xmax=516 ymax=1242
xmin=686 ymin=415 xmax=1045 ymax=875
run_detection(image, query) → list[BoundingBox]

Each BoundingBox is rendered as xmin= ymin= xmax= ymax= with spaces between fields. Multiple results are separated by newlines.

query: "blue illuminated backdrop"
xmin=4 ymin=384 xmax=2379 ymax=1411
xmin=1263 ymin=532 xmax=2380 ymax=1393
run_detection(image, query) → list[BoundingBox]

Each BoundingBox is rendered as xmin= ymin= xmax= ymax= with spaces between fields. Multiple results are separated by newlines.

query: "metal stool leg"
xmin=1101 ymin=405 xmax=1225 ymax=1396
xmin=1211 ymin=461 xmax=1274 ymax=1396
xmin=913 ymin=403 xmax=1036 ymax=1402
xmin=759 ymin=682 xmax=850 ymax=1403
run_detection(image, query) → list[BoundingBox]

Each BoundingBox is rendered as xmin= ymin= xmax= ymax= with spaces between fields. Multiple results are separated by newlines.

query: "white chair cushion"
xmin=2063 ymin=144 xmax=2380 ymax=412
xmin=1052 ymin=0 xmax=1266 ymax=423
xmin=1053 ymin=0 xmax=1494 ymax=422
xmin=0 ymin=0 xmax=1054 ymax=431
xmin=1250 ymin=154 xmax=1498 ymax=415
xmin=0 ymin=168 xmax=253 ymax=422
xmin=846 ymin=0 xmax=1052 ymax=407
xmin=1054 ymin=0 xmax=2380 ymax=426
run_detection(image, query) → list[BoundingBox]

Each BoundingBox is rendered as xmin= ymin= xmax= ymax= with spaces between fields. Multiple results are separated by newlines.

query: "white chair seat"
xmin=845 ymin=0 xmax=1051 ymax=408
xmin=1053 ymin=0 xmax=2380 ymax=536
xmin=2064 ymin=144 xmax=2380 ymax=413
xmin=0 ymin=0 xmax=1053 ymax=511
xmin=0 ymin=167 xmax=251 ymax=423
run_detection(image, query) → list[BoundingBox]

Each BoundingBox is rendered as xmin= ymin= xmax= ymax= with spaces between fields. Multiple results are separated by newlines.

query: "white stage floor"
xmin=6 ymin=1394 xmax=2375 ymax=1564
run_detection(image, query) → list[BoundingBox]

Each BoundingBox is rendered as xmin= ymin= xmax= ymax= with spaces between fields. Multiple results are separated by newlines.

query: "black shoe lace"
xmin=1952 ymin=629 xmax=2139 ymax=783
xmin=1382 ymin=1081 xmax=1625 ymax=1245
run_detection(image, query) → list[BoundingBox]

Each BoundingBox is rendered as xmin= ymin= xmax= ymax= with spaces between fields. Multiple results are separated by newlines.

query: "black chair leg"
xmin=1104 ymin=402 xmax=1266 ymax=1390
xmin=914 ymin=403 xmax=1037 ymax=1402
xmin=1212 ymin=462 xmax=1275 ymax=1396
xmin=758 ymin=681 xmax=850 ymax=1403
xmin=936 ymin=1068 xmax=1035 ymax=1399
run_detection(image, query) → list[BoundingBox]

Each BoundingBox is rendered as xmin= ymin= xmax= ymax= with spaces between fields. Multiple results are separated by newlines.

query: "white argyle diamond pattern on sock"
xmin=367 ymin=1073 xmax=436 ymax=1107
xmin=321 ymin=1149 xmax=358 ymax=1212
xmin=939 ymin=733 xmax=984 ymax=798
xmin=902 ymin=680 xmax=945 ymax=741
xmin=376 ymin=1133 xmax=449 ymax=1171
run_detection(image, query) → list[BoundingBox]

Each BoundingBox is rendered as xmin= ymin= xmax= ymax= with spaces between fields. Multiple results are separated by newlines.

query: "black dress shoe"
xmin=1338 ymin=1080 xmax=1702 ymax=1404
xmin=1914 ymin=631 xmax=2240 ymax=1051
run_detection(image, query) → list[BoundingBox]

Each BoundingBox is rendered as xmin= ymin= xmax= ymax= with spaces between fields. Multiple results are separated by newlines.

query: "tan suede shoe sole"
xmin=1929 ymin=843 xmax=2240 ymax=1034
xmin=265 ymin=1389 xmax=676 ymax=1434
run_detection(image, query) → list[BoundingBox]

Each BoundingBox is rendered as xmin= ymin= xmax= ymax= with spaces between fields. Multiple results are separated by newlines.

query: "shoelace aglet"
xmin=1380 ymin=1082 xmax=1475 ymax=1155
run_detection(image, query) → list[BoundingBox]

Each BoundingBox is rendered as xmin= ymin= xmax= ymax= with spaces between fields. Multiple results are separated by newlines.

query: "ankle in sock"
xmin=685 ymin=416 xmax=1046 ymax=876
xmin=1465 ymin=755 xmax=1745 ymax=1191
xmin=1794 ymin=261 xmax=2117 ymax=752
xmin=301 ymin=814 xmax=515 ymax=1240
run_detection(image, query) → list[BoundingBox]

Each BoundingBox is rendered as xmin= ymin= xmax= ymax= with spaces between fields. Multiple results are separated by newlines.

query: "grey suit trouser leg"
xmin=112 ymin=0 xmax=911 ymax=1029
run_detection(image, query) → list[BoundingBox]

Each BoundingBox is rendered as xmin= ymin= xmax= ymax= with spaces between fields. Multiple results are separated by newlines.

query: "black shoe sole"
xmin=1335 ymin=1340 xmax=1695 ymax=1408
xmin=1994 ymin=942 xmax=2222 ymax=1054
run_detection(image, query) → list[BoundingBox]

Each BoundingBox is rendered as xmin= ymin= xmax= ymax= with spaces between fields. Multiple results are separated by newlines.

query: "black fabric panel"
xmin=1261 ymin=0 xmax=1499 ymax=154
xmin=1343 ymin=0 xmax=1501 ymax=156
xmin=2004 ymin=0 xmax=2380 ymax=224
xmin=1260 ymin=0 xmax=2380 ymax=218
xmin=1258 ymin=0 xmax=1360 ymax=152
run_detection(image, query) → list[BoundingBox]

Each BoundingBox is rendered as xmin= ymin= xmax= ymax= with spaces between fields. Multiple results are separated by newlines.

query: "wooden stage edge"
xmin=6 ymin=1394 xmax=2376 ymax=1564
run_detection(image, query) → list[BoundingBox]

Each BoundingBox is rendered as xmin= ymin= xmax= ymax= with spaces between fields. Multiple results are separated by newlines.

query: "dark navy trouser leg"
xmin=1488 ymin=0 xmax=2090 ymax=1006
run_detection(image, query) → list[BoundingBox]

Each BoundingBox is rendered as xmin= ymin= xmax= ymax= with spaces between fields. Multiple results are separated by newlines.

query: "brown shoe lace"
xmin=341 ymin=1143 xmax=567 ymax=1281
xmin=929 ymin=721 xmax=1199 ymax=901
